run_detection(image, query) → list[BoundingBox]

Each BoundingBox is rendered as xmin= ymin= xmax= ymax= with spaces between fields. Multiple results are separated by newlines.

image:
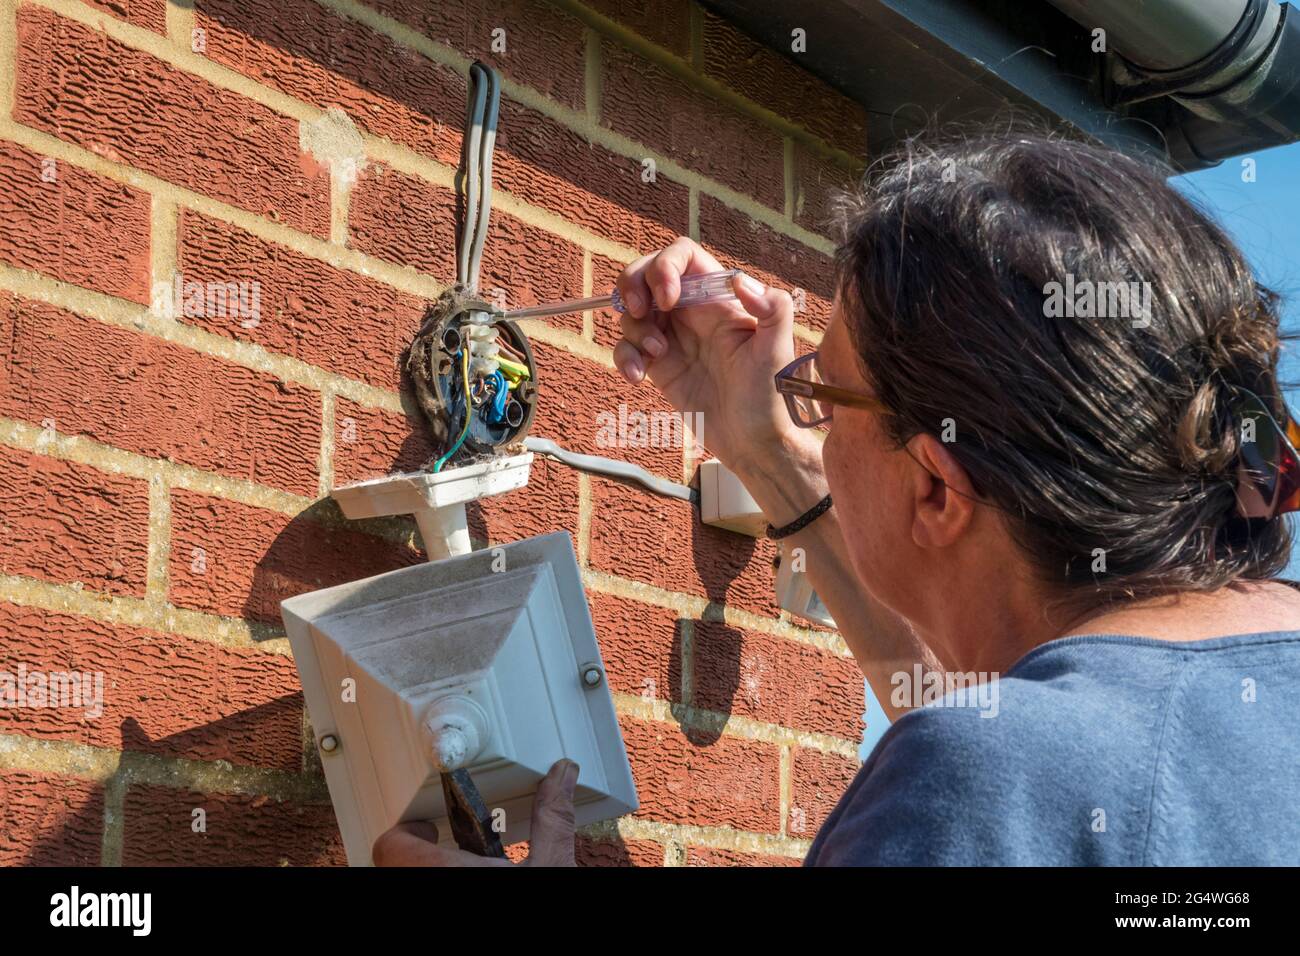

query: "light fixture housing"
xmin=281 ymin=531 xmax=637 ymax=865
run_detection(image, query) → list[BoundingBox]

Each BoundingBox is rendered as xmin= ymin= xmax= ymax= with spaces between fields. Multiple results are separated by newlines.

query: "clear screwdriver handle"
xmin=609 ymin=269 xmax=740 ymax=313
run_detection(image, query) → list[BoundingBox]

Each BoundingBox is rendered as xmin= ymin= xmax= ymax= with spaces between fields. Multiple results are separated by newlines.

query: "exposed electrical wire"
xmin=496 ymin=355 xmax=530 ymax=382
xmin=487 ymin=370 xmax=510 ymax=423
xmin=408 ymin=61 xmax=538 ymax=469
xmin=433 ymin=348 xmax=473 ymax=472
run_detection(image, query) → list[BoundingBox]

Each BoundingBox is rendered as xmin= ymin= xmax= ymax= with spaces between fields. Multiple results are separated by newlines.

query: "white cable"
xmin=523 ymin=437 xmax=696 ymax=503
xmin=456 ymin=63 xmax=500 ymax=290
xmin=456 ymin=65 xmax=487 ymax=287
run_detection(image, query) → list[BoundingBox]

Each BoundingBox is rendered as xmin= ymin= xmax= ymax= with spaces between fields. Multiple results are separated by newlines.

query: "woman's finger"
xmin=731 ymin=272 xmax=794 ymax=336
xmin=613 ymin=338 xmax=649 ymax=383
xmin=618 ymin=310 xmax=668 ymax=359
xmin=615 ymin=253 xmax=657 ymax=319
xmin=644 ymin=236 xmax=725 ymax=312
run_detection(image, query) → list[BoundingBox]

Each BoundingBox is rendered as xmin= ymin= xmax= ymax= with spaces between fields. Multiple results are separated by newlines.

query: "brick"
xmin=483 ymin=210 xmax=585 ymax=318
xmin=687 ymin=846 xmax=800 ymax=867
xmin=531 ymin=342 xmax=684 ymax=480
xmin=585 ymin=0 xmax=691 ymax=57
xmin=195 ymin=0 xmax=680 ymax=255
xmin=169 ymin=489 xmax=423 ymax=623
xmin=0 ymin=292 xmax=322 ymax=497
xmin=794 ymin=144 xmax=859 ymax=236
xmin=621 ymin=716 xmax=781 ymax=832
xmin=577 ymin=834 xmax=665 ymax=867
xmin=701 ymin=13 xmax=869 ymax=158
xmin=600 ymin=42 xmax=785 ymax=211
xmin=121 ymin=784 xmax=346 ymax=865
xmin=86 ymin=0 xmax=167 ymax=33
xmin=368 ymin=0 xmax=586 ymax=110
xmin=591 ymin=252 xmax=627 ymax=350
xmin=0 ymin=603 xmax=305 ymax=769
xmin=693 ymin=621 xmax=864 ymax=740
xmin=699 ymin=194 xmax=835 ymax=331
xmin=332 ymin=398 xmax=436 ymax=485
xmin=195 ymin=0 xmax=464 ymax=168
xmin=589 ymin=478 xmax=781 ymax=619
xmin=15 ymin=7 xmax=330 ymax=237
xmin=473 ymin=453 xmax=580 ymax=544
xmin=0 ymin=140 xmax=150 ymax=303
xmin=494 ymin=96 xmax=689 ymax=253
xmin=586 ymin=591 xmax=682 ymax=702
xmin=0 ymin=770 xmax=105 ymax=866
xmin=175 ymin=211 xmax=428 ymax=390
xmin=0 ymin=444 xmax=149 ymax=598
xmin=790 ymin=747 xmax=860 ymax=835
xmin=501 ymin=832 xmax=664 ymax=866
xmin=348 ymin=166 xmax=587 ymax=326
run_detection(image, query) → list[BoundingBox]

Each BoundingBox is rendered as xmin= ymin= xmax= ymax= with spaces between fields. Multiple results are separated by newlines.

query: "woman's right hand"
xmin=612 ymin=237 xmax=806 ymax=477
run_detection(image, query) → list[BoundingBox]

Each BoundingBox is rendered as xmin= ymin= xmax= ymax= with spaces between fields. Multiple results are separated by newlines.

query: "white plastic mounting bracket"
xmin=774 ymin=541 xmax=837 ymax=629
xmin=698 ymin=458 xmax=768 ymax=537
xmin=330 ymin=452 xmax=533 ymax=560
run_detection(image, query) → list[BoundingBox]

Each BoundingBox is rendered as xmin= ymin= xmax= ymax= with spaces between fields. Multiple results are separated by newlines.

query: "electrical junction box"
xmin=698 ymin=458 xmax=768 ymax=537
xmin=280 ymin=531 xmax=637 ymax=865
xmin=698 ymin=457 xmax=835 ymax=629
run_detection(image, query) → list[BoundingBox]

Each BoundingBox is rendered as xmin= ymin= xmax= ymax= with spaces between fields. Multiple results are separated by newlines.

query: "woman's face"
xmin=817 ymin=308 xmax=919 ymax=619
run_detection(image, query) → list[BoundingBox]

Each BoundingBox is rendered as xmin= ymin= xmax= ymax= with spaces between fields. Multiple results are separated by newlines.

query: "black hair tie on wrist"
xmin=765 ymin=494 xmax=833 ymax=540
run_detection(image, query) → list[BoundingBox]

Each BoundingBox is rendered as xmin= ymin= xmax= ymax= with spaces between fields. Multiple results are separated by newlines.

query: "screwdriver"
xmin=498 ymin=269 xmax=741 ymax=321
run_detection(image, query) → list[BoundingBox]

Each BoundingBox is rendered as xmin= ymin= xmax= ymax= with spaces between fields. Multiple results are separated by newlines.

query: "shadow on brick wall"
xmin=19 ymin=707 xmax=343 ymax=866
xmin=240 ymin=497 xmax=424 ymax=636
xmin=683 ymin=490 xmax=760 ymax=746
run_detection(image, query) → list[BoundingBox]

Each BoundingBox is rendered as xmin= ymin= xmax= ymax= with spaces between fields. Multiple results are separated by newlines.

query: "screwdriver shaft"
xmin=498 ymin=269 xmax=740 ymax=322
xmin=500 ymin=294 xmax=614 ymax=321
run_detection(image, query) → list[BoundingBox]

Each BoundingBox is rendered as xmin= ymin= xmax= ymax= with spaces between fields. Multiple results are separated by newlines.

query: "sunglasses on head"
xmin=1229 ymin=386 xmax=1300 ymax=520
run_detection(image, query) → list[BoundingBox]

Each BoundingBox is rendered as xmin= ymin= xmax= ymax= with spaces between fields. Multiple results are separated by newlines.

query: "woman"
xmin=375 ymin=132 xmax=1300 ymax=866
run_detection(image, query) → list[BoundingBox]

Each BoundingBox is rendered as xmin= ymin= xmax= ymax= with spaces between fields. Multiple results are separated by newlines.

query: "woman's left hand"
xmin=371 ymin=760 xmax=580 ymax=866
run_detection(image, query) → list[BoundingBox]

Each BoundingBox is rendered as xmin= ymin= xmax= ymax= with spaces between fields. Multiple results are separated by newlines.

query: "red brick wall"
xmin=0 ymin=0 xmax=864 ymax=866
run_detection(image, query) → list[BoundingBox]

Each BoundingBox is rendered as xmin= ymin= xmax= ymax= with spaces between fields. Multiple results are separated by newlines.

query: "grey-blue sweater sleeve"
xmin=806 ymin=707 xmax=1006 ymax=865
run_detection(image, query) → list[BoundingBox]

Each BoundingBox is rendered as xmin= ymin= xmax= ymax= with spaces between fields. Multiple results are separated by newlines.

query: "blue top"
xmin=805 ymin=631 xmax=1300 ymax=865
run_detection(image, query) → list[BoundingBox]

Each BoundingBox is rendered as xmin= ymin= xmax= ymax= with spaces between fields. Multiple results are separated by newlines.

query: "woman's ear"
xmin=906 ymin=432 xmax=979 ymax=549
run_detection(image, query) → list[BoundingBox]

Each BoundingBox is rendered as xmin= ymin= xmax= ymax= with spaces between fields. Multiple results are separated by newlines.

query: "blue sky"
xmin=859 ymin=142 xmax=1300 ymax=755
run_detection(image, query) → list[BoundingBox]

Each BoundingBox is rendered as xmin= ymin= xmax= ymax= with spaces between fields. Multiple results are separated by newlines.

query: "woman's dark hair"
xmin=832 ymin=129 xmax=1292 ymax=602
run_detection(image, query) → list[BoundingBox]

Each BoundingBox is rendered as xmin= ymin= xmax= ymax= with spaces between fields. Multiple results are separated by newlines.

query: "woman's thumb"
xmin=732 ymin=272 xmax=794 ymax=333
xmin=525 ymin=759 xmax=579 ymax=866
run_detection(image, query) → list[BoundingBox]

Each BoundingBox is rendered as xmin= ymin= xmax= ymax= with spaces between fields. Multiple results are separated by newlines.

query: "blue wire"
xmin=488 ymin=370 xmax=509 ymax=423
xmin=433 ymin=351 xmax=472 ymax=472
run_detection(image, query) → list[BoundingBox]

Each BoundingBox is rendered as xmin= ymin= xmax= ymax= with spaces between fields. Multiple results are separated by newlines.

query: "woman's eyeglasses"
xmin=775 ymin=357 xmax=1300 ymax=522
xmin=774 ymin=351 xmax=886 ymax=428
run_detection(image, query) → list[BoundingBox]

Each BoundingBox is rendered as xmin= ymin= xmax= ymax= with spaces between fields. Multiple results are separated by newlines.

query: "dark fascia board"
xmin=702 ymin=0 xmax=1171 ymax=161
